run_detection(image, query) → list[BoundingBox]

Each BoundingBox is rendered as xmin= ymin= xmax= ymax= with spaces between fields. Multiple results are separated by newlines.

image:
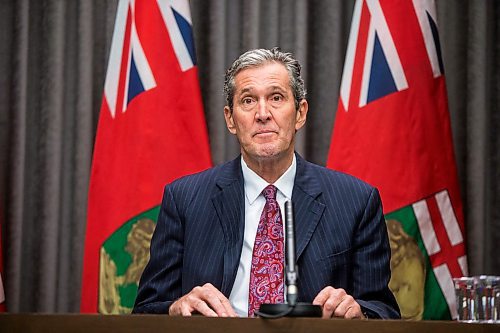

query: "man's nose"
xmin=255 ymin=98 xmax=271 ymax=121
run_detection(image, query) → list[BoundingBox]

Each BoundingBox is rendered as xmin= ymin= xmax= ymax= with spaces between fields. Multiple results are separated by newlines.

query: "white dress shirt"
xmin=228 ymin=155 xmax=296 ymax=317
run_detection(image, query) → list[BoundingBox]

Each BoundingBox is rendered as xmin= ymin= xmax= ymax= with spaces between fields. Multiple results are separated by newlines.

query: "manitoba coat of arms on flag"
xmin=81 ymin=0 xmax=211 ymax=313
xmin=327 ymin=0 xmax=467 ymax=320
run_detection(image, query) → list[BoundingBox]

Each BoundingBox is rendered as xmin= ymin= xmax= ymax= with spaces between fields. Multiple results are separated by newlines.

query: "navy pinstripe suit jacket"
xmin=133 ymin=154 xmax=400 ymax=318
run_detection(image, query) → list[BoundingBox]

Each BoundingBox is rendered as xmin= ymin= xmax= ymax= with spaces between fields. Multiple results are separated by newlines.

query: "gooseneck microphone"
xmin=258 ymin=201 xmax=322 ymax=318
xmin=285 ymin=200 xmax=298 ymax=306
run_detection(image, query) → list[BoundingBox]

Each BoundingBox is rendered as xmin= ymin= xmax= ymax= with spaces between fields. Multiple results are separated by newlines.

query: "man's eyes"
xmin=239 ymin=94 xmax=285 ymax=108
xmin=242 ymin=97 xmax=255 ymax=104
xmin=271 ymin=94 xmax=283 ymax=102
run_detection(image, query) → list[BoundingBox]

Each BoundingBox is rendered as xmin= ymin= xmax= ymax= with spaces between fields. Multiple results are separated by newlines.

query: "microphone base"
xmin=259 ymin=303 xmax=322 ymax=317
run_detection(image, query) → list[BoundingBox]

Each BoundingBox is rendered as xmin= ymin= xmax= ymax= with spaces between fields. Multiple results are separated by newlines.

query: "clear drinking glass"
xmin=454 ymin=277 xmax=475 ymax=321
xmin=474 ymin=275 xmax=500 ymax=322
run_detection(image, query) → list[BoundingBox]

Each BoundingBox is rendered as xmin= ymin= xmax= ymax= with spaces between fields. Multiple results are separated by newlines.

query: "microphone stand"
xmin=258 ymin=201 xmax=322 ymax=318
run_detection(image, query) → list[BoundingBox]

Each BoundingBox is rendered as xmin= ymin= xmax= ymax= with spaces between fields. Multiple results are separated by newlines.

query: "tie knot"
xmin=262 ymin=185 xmax=277 ymax=201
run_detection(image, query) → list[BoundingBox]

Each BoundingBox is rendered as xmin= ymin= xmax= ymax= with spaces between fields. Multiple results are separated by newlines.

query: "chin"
xmin=243 ymin=142 xmax=291 ymax=161
xmin=255 ymin=147 xmax=285 ymax=160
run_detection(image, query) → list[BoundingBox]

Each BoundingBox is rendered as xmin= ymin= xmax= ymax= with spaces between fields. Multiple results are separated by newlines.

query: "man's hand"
xmin=312 ymin=286 xmax=366 ymax=319
xmin=168 ymin=283 xmax=238 ymax=317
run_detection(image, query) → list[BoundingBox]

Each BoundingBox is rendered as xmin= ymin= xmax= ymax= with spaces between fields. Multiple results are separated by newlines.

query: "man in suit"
xmin=133 ymin=48 xmax=400 ymax=319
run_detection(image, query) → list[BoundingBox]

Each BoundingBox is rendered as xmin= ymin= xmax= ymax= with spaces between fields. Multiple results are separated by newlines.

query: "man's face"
xmin=224 ymin=62 xmax=308 ymax=164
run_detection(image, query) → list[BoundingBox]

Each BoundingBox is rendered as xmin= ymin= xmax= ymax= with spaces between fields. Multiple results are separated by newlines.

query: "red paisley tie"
xmin=248 ymin=185 xmax=285 ymax=317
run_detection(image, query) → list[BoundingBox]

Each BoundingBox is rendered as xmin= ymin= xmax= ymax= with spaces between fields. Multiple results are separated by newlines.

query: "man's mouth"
xmin=253 ymin=130 xmax=276 ymax=137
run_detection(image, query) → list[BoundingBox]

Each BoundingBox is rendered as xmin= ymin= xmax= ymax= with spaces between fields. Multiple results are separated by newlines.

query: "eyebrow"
xmin=238 ymin=85 xmax=288 ymax=96
xmin=269 ymin=86 xmax=287 ymax=94
xmin=239 ymin=87 xmax=254 ymax=96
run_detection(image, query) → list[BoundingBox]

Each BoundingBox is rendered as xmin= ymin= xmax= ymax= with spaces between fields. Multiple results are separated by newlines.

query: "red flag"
xmin=327 ymin=0 xmax=466 ymax=320
xmin=81 ymin=0 xmax=211 ymax=313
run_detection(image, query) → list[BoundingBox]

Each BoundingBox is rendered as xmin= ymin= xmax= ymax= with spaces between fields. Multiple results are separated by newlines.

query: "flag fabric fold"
xmin=327 ymin=0 xmax=466 ymax=320
xmin=81 ymin=0 xmax=211 ymax=313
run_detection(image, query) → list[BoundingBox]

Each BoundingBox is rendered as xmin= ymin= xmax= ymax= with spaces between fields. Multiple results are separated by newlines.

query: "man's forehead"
xmin=234 ymin=61 xmax=287 ymax=77
xmin=234 ymin=63 xmax=291 ymax=93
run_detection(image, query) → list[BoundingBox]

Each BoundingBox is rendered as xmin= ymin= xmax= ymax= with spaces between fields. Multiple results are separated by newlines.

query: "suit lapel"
xmin=211 ymin=157 xmax=245 ymax=296
xmin=210 ymin=154 xmax=325 ymax=294
xmin=292 ymin=154 xmax=325 ymax=259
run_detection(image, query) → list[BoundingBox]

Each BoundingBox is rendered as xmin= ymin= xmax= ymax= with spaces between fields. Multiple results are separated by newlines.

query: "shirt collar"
xmin=241 ymin=154 xmax=296 ymax=205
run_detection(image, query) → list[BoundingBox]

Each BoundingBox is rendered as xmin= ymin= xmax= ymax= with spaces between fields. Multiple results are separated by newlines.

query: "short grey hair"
xmin=224 ymin=47 xmax=306 ymax=111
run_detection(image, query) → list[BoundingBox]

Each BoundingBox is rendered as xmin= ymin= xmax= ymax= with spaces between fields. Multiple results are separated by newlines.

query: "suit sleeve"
xmin=353 ymin=188 xmax=401 ymax=319
xmin=132 ymin=185 xmax=184 ymax=314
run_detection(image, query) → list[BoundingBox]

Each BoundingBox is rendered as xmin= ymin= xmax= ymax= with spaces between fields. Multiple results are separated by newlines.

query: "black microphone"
xmin=284 ymin=200 xmax=298 ymax=306
xmin=258 ymin=200 xmax=321 ymax=318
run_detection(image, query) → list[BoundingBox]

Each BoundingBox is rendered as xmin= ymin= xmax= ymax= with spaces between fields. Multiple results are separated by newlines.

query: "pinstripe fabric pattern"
xmin=133 ymin=154 xmax=400 ymax=318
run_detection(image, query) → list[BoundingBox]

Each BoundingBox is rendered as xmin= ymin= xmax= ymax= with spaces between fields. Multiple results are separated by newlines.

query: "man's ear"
xmin=295 ymin=99 xmax=308 ymax=131
xmin=224 ymin=106 xmax=237 ymax=134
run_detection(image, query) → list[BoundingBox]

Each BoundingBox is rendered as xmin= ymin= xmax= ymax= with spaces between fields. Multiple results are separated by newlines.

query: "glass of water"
xmin=474 ymin=275 xmax=500 ymax=322
xmin=454 ymin=277 xmax=476 ymax=321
